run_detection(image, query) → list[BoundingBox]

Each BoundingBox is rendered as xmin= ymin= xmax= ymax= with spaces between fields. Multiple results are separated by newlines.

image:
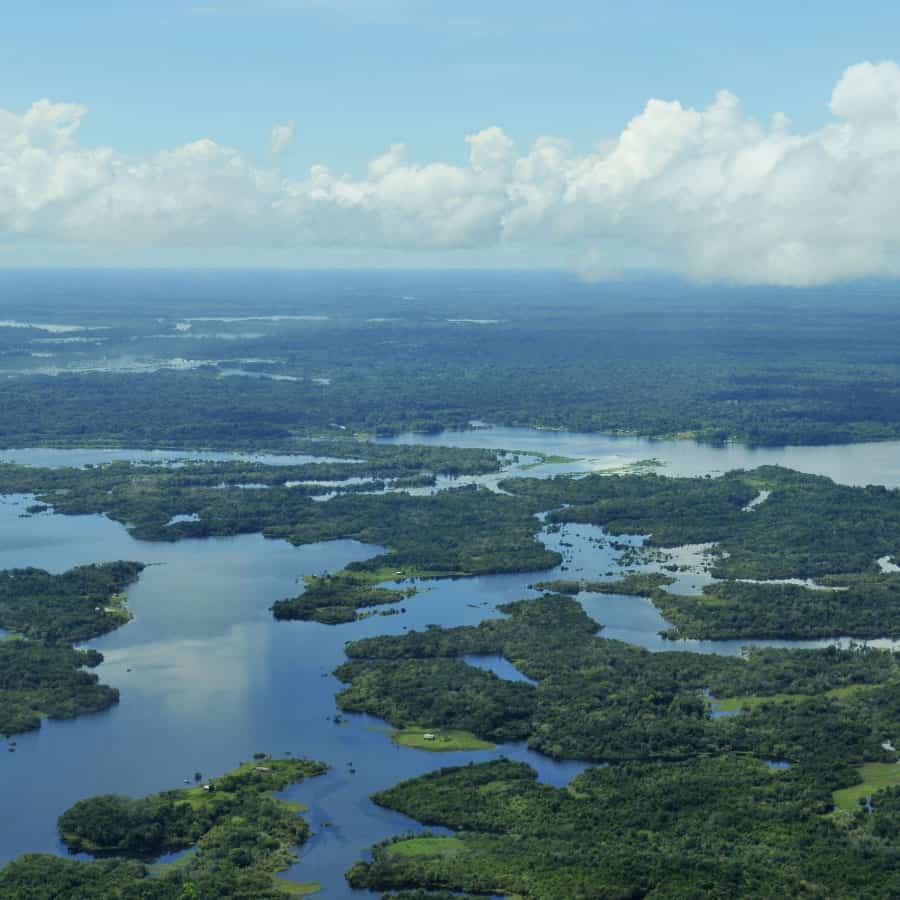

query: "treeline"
xmin=348 ymin=756 xmax=900 ymax=899
xmin=0 ymin=758 xmax=327 ymax=899
xmin=553 ymin=572 xmax=900 ymax=640
xmin=532 ymin=572 xmax=675 ymax=597
xmin=0 ymin=562 xmax=143 ymax=736
xmin=0 ymin=562 xmax=144 ymax=643
xmin=7 ymin=291 xmax=900 ymax=447
xmin=337 ymin=657 xmax=537 ymax=743
xmin=507 ymin=465 xmax=900 ymax=579
xmin=644 ymin=575 xmax=900 ymax=640
xmin=0 ymin=642 xmax=114 ymax=735
xmin=340 ymin=595 xmax=900 ymax=781
xmin=8 ymin=459 xmax=900 ymax=637
xmin=506 ymin=466 xmax=900 ymax=637
xmin=272 ymin=571 xmax=417 ymax=624
xmin=59 ymin=758 xmax=325 ymax=858
xmin=342 ymin=596 xmax=900 ymax=896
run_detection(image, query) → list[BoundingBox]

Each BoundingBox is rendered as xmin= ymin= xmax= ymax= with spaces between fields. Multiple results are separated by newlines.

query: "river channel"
xmin=3 ymin=427 xmax=900 ymax=896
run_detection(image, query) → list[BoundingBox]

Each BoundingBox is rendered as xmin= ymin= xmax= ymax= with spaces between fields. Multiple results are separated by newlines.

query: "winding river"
xmin=3 ymin=427 xmax=900 ymax=896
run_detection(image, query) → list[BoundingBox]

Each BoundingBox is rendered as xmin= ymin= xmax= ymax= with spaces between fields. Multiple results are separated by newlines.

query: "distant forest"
xmin=2 ymin=274 xmax=900 ymax=446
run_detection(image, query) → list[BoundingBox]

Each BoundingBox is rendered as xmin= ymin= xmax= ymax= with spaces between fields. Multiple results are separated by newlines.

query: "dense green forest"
xmin=0 ymin=758 xmax=327 ymax=899
xmin=6 ymin=277 xmax=900 ymax=447
xmin=0 ymin=562 xmax=144 ymax=643
xmin=339 ymin=594 xmax=900 ymax=778
xmin=348 ymin=757 xmax=900 ymax=899
xmin=342 ymin=597 xmax=900 ymax=896
xmin=272 ymin=570 xmax=418 ymax=624
xmin=507 ymin=465 xmax=900 ymax=579
xmin=0 ymin=562 xmax=143 ymax=735
xmin=537 ymin=572 xmax=900 ymax=640
xmin=614 ymin=574 xmax=900 ymax=640
xmin=0 ymin=642 xmax=115 ymax=735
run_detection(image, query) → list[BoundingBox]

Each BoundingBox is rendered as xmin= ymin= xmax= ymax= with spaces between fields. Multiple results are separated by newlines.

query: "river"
xmin=378 ymin=424 xmax=900 ymax=486
xmin=3 ymin=427 xmax=900 ymax=896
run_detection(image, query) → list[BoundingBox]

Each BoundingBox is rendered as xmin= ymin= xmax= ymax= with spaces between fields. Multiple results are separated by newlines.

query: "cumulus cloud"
xmin=8 ymin=61 xmax=900 ymax=283
xmin=269 ymin=120 xmax=295 ymax=156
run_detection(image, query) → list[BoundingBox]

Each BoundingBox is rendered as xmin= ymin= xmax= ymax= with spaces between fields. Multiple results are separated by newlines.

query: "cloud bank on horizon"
xmin=4 ymin=61 xmax=900 ymax=285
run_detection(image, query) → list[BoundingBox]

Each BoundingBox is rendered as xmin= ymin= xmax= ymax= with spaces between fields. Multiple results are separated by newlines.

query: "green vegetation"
xmin=343 ymin=591 xmax=900 ymax=896
xmin=16 ymin=281 xmax=900 ymax=895
xmin=519 ymin=453 xmax=579 ymax=470
xmin=10 ymin=457 xmax=900 ymax=637
xmin=337 ymin=656 xmax=536 ymax=745
xmin=532 ymin=572 xmax=675 ymax=596
xmin=0 ymin=642 xmax=116 ymax=735
xmin=381 ymin=892 xmax=486 ymax=900
xmin=507 ymin=465 xmax=900 ymax=638
xmin=832 ymin=763 xmax=900 ymax=813
xmin=347 ymin=756 xmax=900 ymax=899
xmin=710 ymin=683 xmax=874 ymax=715
xmin=711 ymin=693 xmax=804 ymax=713
xmin=0 ymin=462 xmax=556 ymax=569
xmin=340 ymin=594 xmax=900 ymax=777
xmin=0 ymin=562 xmax=144 ymax=643
xmin=272 ymin=878 xmax=320 ymax=895
xmin=59 ymin=758 xmax=326 ymax=857
xmin=0 ymin=758 xmax=328 ymax=900
xmin=391 ymin=728 xmax=495 ymax=752
xmin=0 ymin=562 xmax=144 ymax=736
xmin=272 ymin=571 xmax=417 ymax=624
xmin=9 ymin=279 xmax=900 ymax=448
xmin=508 ymin=465 xmax=900 ymax=578
xmin=567 ymin=569 xmax=900 ymax=641
xmin=386 ymin=837 xmax=465 ymax=858
xmin=650 ymin=575 xmax=900 ymax=639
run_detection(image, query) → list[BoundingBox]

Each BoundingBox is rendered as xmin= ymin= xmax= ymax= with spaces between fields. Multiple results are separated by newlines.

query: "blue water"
xmin=378 ymin=425 xmax=900 ymax=487
xmin=462 ymin=654 xmax=538 ymax=685
xmin=0 ymin=494 xmax=590 ymax=897
xmin=0 ymin=448 xmax=353 ymax=468
xmin=5 ymin=429 xmax=900 ymax=895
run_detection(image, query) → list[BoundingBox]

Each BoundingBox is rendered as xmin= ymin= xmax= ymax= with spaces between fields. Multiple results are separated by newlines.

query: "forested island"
xmin=0 ymin=757 xmax=327 ymax=898
xmin=0 ymin=562 xmax=143 ymax=735
xmin=341 ymin=595 xmax=900 ymax=897
xmin=348 ymin=756 xmax=900 ymax=898
xmin=339 ymin=594 xmax=900 ymax=771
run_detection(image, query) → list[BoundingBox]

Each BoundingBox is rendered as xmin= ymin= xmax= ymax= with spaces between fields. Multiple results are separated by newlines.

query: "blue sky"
xmin=5 ymin=1 xmax=894 ymax=172
xmin=5 ymin=1 xmax=900 ymax=278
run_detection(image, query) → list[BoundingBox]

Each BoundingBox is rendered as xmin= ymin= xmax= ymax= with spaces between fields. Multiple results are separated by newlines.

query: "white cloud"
xmin=8 ymin=61 xmax=900 ymax=283
xmin=269 ymin=120 xmax=295 ymax=156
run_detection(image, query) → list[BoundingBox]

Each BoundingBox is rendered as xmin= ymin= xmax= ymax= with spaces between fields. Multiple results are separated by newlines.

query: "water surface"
xmin=5 ymin=429 xmax=900 ymax=895
xmin=378 ymin=425 xmax=900 ymax=486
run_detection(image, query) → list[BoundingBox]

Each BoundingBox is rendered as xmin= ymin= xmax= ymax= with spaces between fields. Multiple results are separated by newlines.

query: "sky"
xmin=5 ymin=1 xmax=900 ymax=282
